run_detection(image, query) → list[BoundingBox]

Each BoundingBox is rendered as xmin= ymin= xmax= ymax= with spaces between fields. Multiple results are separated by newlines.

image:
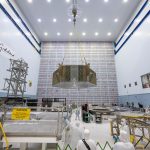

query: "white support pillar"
xmin=42 ymin=143 xmax=47 ymax=150
xmin=20 ymin=143 xmax=28 ymax=150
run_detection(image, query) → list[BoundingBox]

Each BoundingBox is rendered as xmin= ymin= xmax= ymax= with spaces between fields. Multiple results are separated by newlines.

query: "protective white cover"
xmin=77 ymin=129 xmax=97 ymax=150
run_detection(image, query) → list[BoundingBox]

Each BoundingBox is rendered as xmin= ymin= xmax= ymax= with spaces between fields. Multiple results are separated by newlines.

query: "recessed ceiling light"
xmin=66 ymin=0 xmax=70 ymax=3
xmin=68 ymin=18 xmax=72 ymax=22
xmin=83 ymin=18 xmax=87 ymax=23
xmin=37 ymin=18 xmax=42 ymax=23
xmin=104 ymin=0 xmax=109 ymax=3
xmin=53 ymin=18 xmax=57 ymax=23
xmin=82 ymin=32 xmax=86 ymax=36
xmin=69 ymin=32 xmax=73 ymax=36
xmin=47 ymin=0 xmax=51 ymax=2
xmin=44 ymin=32 xmax=48 ymax=36
xmin=57 ymin=32 xmax=61 ymax=36
xmin=95 ymin=32 xmax=99 ymax=36
xmin=114 ymin=18 xmax=118 ymax=23
xmin=27 ymin=0 xmax=33 ymax=3
xmin=123 ymin=0 xmax=128 ymax=3
xmin=107 ymin=32 xmax=112 ymax=36
xmin=85 ymin=0 xmax=90 ymax=2
xmin=98 ymin=18 xmax=103 ymax=23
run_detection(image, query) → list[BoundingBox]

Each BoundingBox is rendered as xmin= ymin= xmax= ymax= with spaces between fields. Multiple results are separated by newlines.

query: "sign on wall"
xmin=141 ymin=73 xmax=150 ymax=88
xmin=0 ymin=41 xmax=15 ymax=58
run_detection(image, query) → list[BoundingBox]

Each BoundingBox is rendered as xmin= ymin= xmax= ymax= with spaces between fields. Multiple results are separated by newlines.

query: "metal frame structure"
xmin=110 ymin=115 xmax=150 ymax=149
xmin=3 ymin=59 xmax=28 ymax=98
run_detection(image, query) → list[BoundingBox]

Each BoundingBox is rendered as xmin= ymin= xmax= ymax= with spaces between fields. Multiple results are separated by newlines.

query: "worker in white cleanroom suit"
xmin=113 ymin=130 xmax=135 ymax=150
xmin=62 ymin=121 xmax=83 ymax=150
xmin=69 ymin=122 xmax=84 ymax=150
xmin=145 ymin=106 xmax=150 ymax=115
xmin=75 ymin=108 xmax=80 ymax=120
xmin=120 ymin=118 xmax=130 ymax=141
xmin=77 ymin=129 xmax=97 ymax=150
xmin=62 ymin=120 xmax=72 ymax=149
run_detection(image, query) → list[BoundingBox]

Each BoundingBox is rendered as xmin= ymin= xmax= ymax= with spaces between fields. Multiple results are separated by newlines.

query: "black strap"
xmin=82 ymin=139 xmax=91 ymax=150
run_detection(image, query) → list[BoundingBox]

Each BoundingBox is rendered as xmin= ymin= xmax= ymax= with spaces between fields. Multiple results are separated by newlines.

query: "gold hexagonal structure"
xmin=52 ymin=64 xmax=96 ymax=89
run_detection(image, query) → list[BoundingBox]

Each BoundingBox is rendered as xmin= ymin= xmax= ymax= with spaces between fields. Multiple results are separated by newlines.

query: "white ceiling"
xmin=14 ymin=0 xmax=141 ymax=42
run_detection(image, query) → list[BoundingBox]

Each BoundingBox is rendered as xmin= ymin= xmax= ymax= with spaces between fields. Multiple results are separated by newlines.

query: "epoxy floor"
xmin=2 ymin=109 xmax=149 ymax=150
xmin=58 ymin=109 xmax=115 ymax=150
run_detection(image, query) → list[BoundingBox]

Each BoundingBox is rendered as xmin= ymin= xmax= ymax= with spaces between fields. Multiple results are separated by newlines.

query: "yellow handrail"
xmin=0 ymin=122 xmax=9 ymax=150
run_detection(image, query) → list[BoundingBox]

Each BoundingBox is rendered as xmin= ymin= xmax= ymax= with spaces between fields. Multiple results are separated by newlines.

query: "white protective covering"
xmin=75 ymin=108 xmax=80 ymax=120
xmin=77 ymin=129 xmax=97 ymax=150
xmin=63 ymin=121 xmax=83 ymax=149
xmin=113 ymin=130 xmax=135 ymax=150
xmin=145 ymin=106 xmax=150 ymax=115
xmin=120 ymin=118 xmax=130 ymax=141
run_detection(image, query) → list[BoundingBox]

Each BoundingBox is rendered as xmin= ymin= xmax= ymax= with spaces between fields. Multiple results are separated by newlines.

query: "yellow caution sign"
xmin=11 ymin=108 xmax=31 ymax=120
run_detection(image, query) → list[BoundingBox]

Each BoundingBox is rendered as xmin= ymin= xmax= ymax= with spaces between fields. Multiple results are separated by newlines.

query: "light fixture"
xmin=83 ymin=18 xmax=87 ymax=23
xmin=27 ymin=0 xmax=33 ymax=3
xmin=47 ymin=0 xmax=51 ymax=2
xmin=68 ymin=18 xmax=72 ymax=22
xmin=57 ymin=32 xmax=61 ymax=36
xmin=98 ymin=18 xmax=103 ymax=23
xmin=82 ymin=32 xmax=86 ymax=36
xmin=123 ymin=0 xmax=128 ymax=3
xmin=107 ymin=32 xmax=112 ymax=36
xmin=66 ymin=0 xmax=70 ymax=3
xmin=95 ymin=32 xmax=99 ymax=36
xmin=85 ymin=0 xmax=90 ymax=2
xmin=53 ymin=18 xmax=57 ymax=22
xmin=114 ymin=18 xmax=118 ymax=23
xmin=37 ymin=18 xmax=42 ymax=23
xmin=104 ymin=0 xmax=109 ymax=3
xmin=69 ymin=32 xmax=73 ymax=36
xmin=44 ymin=32 xmax=48 ymax=36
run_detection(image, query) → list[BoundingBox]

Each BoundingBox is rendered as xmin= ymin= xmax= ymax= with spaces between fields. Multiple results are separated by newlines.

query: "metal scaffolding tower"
xmin=3 ymin=59 xmax=28 ymax=98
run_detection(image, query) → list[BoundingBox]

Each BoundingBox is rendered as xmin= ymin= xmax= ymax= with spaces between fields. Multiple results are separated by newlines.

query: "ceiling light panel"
xmin=44 ymin=32 xmax=48 ymax=36
xmin=53 ymin=18 xmax=57 ymax=22
xmin=95 ymin=32 xmax=99 ymax=36
xmin=107 ymin=32 xmax=112 ymax=36
xmin=83 ymin=18 xmax=87 ymax=22
xmin=37 ymin=18 xmax=42 ymax=23
xmin=66 ymin=0 xmax=70 ymax=3
xmin=69 ymin=32 xmax=73 ymax=36
xmin=85 ymin=0 xmax=90 ymax=2
xmin=104 ymin=0 xmax=109 ymax=3
xmin=114 ymin=18 xmax=118 ymax=22
xmin=27 ymin=0 xmax=33 ymax=3
xmin=98 ymin=18 xmax=103 ymax=23
xmin=123 ymin=0 xmax=128 ymax=3
xmin=57 ymin=32 xmax=61 ymax=36
xmin=47 ymin=0 xmax=51 ymax=2
xmin=68 ymin=18 xmax=72 ymax=22
xmin=82 ymin=32 xmax=86 ymax=36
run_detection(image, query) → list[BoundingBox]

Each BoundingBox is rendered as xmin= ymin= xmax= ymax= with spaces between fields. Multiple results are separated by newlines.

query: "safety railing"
xmin=0 ymin=105 xmax=67 ymax=139
xmin=56 ymin=141 xmax=113 ymax=150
